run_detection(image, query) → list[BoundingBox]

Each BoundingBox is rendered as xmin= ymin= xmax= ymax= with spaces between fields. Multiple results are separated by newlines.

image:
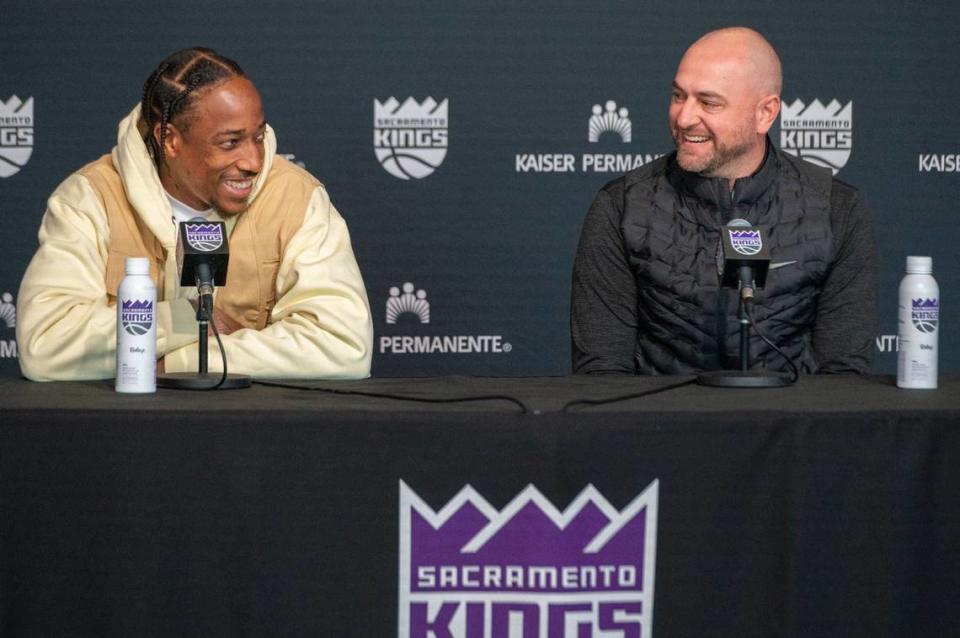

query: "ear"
xmin=755 ymin=94 xmax=781 ymax=135
xmin=156 ymin=121 xmax=184 ymax=159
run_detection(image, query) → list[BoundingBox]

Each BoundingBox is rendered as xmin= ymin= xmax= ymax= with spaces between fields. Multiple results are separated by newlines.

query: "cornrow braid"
xmin=156 ymin=72 xmax=204 ymax=166
xmin=139 ymin=47 xmax=245 ymax=168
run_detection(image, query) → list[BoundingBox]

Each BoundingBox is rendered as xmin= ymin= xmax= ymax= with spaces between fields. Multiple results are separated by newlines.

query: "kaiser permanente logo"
xmin=588 ymin=100 xmax=632 ymax=143
xmin=387 ymin=282 xmax=431 ymax=324
xmin=918 ymin=153 xmax=960 ymax=173
xmin=516 ymin=100 xmax=662 ymax=174
xmin=374 ymin=97 xmax=448 ymax=180
xmin=399 ymin=480 xmax=659 ymax=638
xmin=779 ymin=98 xmax=852 ymax=175
xmin=381 ymin=282 xmax=510 ymax=354
xmin=0 ymin=95 xmax=34 ymax=178
xmin=0 ymin=291 xmax=16 ymax=358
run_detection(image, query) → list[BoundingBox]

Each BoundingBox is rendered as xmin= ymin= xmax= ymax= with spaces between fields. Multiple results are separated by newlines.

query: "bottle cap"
xmin=124 ymin=257 xmax=151 ymax=276
xmin=906 ymin=256 xmax=932 ymax=274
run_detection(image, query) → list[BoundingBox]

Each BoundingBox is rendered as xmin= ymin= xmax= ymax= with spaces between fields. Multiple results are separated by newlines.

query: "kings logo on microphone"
xmin=185 ymin=223 xmax=224 ymax=252
xmin=121 ymin=300 xmax=154 ymax=336
xmin=398 ymin=480 xmax=659 ymax=638
xmin=729 ymin=229 xmax=762 ymax=256
xmin=0 ymin=95 xmax=34 ymax=179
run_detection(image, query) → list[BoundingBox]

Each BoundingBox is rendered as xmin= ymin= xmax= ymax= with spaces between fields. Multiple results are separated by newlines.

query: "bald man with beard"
xmin=571 ymin=27 xmax=877 ymax=375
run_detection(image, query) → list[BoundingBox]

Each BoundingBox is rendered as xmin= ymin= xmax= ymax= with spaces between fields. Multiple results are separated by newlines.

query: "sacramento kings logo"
xmin=912 ymin=298 xmax=939 ymax=334
xmin=399 ymin=480 xmax=658 ymax=638
xmin=374 ymin=97 xmax=448 ymax=180
xmin=0 ymin=95 xmax=34 ymax=178
xmin=729 ymin=229 xmax=762 ymax=256
xmin=780 ymin=98 xmax=852 ymax=175
xmin=121 ymin=300 xmax=154 ymax=336
xmin=185 ymin=223 xmax=224 ymax=251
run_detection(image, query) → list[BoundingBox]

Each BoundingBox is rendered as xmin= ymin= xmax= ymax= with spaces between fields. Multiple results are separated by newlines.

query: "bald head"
xmin=684 ymin=27 xmax=782 ymax=97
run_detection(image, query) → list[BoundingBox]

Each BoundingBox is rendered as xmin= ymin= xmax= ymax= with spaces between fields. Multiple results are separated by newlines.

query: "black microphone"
xmin=717 ymin=218 xmax=770 ymax=303
xmin=176 ymin=219 xmax=229 ymax=313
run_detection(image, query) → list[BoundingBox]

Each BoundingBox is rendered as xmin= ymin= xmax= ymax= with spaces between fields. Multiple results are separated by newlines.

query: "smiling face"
xmin=157 ymin=76 xmax=266 ymax=215
xmin=668 ymin=28 xmax=781 ymax=184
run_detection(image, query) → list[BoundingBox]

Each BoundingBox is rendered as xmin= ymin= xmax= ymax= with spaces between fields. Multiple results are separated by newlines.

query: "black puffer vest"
xmin=620 ymin=144 xmax=834 ymax=373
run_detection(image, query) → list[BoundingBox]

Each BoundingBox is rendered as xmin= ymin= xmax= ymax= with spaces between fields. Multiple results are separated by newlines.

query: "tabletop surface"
xmin=2 ymin=374 xmax=957 ymax=416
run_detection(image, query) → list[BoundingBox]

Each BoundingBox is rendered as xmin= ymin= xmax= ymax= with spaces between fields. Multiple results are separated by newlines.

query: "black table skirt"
xmin=2 ymin=375 xmax=958 ymax=637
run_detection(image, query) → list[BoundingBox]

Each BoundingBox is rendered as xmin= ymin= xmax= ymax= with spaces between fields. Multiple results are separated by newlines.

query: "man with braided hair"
xmin=17 ymin=47 xmax=373 ymax=380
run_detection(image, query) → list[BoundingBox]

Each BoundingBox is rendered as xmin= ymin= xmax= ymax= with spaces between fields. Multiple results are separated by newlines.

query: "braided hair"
xmin=140 ymin=47 xmax=245 ymax=168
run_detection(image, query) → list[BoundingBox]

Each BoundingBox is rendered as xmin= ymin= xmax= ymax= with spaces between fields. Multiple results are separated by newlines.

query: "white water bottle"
xmin=897 ymin=256 xmax=939 ymax=389
xmin=116 ymin=257 xmax=157 ymax=393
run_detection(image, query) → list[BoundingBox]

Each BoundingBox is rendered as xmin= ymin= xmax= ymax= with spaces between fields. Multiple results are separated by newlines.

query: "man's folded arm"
xmin=17 ymin=175 xmax=196 ymax=381
xmin=162 ymin=188 xmax=373 ymax=379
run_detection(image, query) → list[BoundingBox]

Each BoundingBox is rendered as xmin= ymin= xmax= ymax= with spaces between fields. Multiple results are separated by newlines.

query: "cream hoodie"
xmin=17 ymin=105 xmax=372 ymax=381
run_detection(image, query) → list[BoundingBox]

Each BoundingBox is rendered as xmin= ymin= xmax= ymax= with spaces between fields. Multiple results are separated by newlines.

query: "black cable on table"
xmin=562 ymin=378 xmax=697 ymax=412
xmin=252 ymin=379 xmax=530 ymax=414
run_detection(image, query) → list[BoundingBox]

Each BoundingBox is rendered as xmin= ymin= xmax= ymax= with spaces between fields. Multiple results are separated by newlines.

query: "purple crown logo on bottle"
xmin=729 ymin=229 xmax=762 ymax=256
xmin=121 ymin=299 xmax=154 ymax=336
xmin=398 ymin=480 xmax=659 ymax=638
xmin=185 ymin=223 xmax=223 ymax=252
xmin=911 ymin=298 xmax=939 ymax=334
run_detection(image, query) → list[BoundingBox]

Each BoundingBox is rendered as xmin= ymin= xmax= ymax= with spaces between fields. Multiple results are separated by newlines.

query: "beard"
xmin=674 ymin=121 xmax=758 ymax=177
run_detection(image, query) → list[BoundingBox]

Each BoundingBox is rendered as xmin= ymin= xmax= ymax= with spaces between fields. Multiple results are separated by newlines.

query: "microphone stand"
xmin=739 ymin=297 xmax=750 ymax=372
xmin=196 ymin=296 xmax=210 ymax=376
xmin=697 ymin=285 xmax=791 ymax=388
xmin=156 ymin=288 xmax=251 ymax=390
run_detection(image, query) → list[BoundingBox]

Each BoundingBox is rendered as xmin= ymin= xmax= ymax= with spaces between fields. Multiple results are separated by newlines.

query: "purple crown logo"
xmin=399 ymin=480 xmax=658 ymax=638
xmin=120 ymin=299 xmax=154 ymax=336
xmin=911 ymin=298 xmax=939 ymax=334
xmin=729 ymin=229 xmax=762 ymax=256
xmin=185 ymin=223 xmax=223 ymax=252
xmin=121 ymin=299 xmax=153 ymax=311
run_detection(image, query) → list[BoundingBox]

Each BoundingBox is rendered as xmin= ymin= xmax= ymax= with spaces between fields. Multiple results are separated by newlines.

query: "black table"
xmin=2 ymin=375 xmax=958 ymax=637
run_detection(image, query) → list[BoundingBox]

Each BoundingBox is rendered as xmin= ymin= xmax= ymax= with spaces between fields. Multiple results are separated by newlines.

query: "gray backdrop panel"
xmin=1 ymin=1 xmax=956 ymax=378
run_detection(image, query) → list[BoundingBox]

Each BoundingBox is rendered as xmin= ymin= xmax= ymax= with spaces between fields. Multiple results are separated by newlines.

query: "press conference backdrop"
xmin=1 ymin=1 xmax=956 ymax=378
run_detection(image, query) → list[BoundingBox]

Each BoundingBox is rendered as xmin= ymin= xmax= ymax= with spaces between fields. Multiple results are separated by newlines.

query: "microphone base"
xmin=157 ymin=372 xmax=251 ymax=390
xmin=696 ymin=370 xmax=792 ymax=388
